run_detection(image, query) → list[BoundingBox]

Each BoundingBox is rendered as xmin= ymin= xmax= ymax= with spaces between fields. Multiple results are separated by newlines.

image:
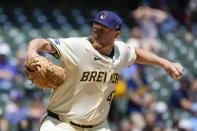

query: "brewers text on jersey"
xmin=80 ymin=71 xmax=119 ymax=84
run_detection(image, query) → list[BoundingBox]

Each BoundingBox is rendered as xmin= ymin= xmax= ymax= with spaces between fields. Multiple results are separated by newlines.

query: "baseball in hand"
xmin=172 ymin=73 xmax=183 ymax=80
xmin=169 ymin=62 xmax=184 ymax=80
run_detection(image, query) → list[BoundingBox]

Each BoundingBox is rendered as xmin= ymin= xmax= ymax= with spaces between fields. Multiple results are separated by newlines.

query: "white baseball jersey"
xmin=47 ymin=37 xmax=136 ymax=125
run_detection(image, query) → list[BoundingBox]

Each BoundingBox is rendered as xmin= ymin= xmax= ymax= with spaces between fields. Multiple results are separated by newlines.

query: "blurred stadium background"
xmin=0 ymin=0 xmax=197 ymax=130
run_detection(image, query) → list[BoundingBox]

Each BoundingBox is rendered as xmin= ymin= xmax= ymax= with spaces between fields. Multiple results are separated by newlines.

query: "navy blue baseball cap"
xmin=90 ymin=10 xmax=122 ymax=31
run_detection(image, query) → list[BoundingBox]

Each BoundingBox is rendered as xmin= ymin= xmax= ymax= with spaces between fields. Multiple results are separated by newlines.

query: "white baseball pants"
xmin=39 ymin=116 xmax=111 ymax=131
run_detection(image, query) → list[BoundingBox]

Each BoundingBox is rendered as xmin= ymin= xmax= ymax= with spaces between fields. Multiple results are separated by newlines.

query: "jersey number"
xmin=107 ymin=90 xmax=115 ymax=104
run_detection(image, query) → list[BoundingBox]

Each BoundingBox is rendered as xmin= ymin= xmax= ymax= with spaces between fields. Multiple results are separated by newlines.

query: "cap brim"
xmin=88 ymin=19 xmax=114 ymax=30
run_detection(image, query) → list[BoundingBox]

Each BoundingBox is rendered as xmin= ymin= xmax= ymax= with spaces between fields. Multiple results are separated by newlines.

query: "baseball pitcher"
xmin=26 ymin=10 xmax=183 ymax=131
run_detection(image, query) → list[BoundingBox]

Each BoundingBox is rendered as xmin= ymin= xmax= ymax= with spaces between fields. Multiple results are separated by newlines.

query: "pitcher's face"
xmin=91 ymin=23 xmax=119 ymax=45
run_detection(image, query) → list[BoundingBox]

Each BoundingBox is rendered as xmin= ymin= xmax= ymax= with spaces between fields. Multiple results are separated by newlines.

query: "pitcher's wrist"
xmin=27 ymin=50 xmax=39 ymax=59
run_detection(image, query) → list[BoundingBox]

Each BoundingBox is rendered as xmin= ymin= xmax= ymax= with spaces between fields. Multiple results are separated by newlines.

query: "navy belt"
xmin=47 ymin=110 xmax=94 ymax=128
xmin=47 ymin=110 xmax=60 ymax=120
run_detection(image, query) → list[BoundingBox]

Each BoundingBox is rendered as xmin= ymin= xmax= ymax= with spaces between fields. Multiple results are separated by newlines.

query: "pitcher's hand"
xmin=164 ymin=62 xmax=183 ymax=80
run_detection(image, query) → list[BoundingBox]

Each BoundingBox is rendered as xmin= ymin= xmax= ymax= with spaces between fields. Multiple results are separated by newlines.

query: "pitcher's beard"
xmin=91 ymin=37 xmax=114 ymax=55
xmin=92 ymin=41 xmax=104 ymax=50
xmin=91 ymin=37 xmax=105 ymax=50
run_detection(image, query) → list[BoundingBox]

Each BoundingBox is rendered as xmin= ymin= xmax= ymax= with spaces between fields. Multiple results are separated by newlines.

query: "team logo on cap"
xmin=99 ymin=11 xmax=107 ymax=20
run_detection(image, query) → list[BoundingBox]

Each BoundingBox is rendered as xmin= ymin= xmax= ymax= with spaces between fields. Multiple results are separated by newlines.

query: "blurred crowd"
xmin=0 ymin=0 xmax=197 ymax=131
xmin=108 ymin=1 xmax=197 ymax=131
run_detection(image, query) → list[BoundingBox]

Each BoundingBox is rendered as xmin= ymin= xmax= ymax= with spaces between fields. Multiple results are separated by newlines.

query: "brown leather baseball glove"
xmin=25 ymin=56 xmax=66 ymax=89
